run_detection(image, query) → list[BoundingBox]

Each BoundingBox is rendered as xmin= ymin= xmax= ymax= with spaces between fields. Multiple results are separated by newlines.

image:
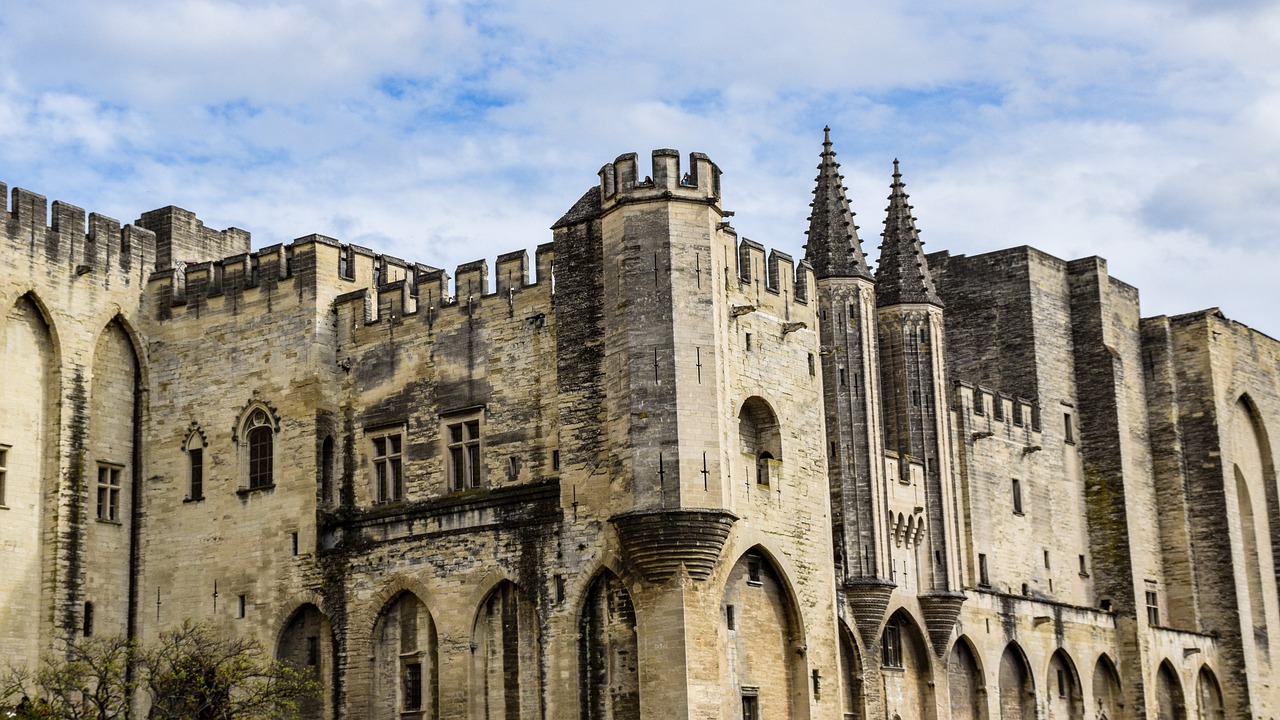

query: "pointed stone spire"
xmin=804 ymin=126 xmax=873 ymax=280
xmin=876 ymin=160 xmax=943 ymax=307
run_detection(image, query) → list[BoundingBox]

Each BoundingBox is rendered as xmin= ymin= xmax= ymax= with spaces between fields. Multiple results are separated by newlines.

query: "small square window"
xmin=97 ymin=464 xmax=122 ymax=522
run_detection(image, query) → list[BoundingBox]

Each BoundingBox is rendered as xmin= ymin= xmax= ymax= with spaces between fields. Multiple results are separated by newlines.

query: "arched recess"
xmin=0 ymin=293 xmax=58 ymax=663
xmin=234 ymin=401 xmax=280 ymax=490
xmin=1045 ymin=650 xmax=1083 ymax=720
xmin=739 ymin=397 xmax=782 ymax=487
xmin=1091 ymin=654 xmax=1124 ymax=720
xmin=579 ymin=569 xmax=638 ymax=720
xmin=1155 ymin=661 xmax=1186 ymax=720
xmin=722 ymin=547 xmax=807 ymax=720
xmin=85 ymin=317 xmax=140 ymax=636
xmin=371 ymin=592 xmax=438 ymax=720
xmin=839 ymin=622 xmax=865 ymax=720
xmin=276 ymin=603 xmax=334 ymax=719
xmin=471 ymin=580 xmax=541 ymax=720
xmin=1231 ymin=397 xmax=1275 ymax=653
xmin=997 ymin=643 xmax=1035 ymax=720
xmin=881 ymin=610 xmax=935 ymax=720
xmin=948 ymin=636 xmax=985 ymax=720
xmin=1196 ymin=666 xmax=1224 ymax=720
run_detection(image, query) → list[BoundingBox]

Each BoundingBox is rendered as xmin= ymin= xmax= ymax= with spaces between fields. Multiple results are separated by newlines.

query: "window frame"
xmin=0 ymin=445 xmax=8 ymax=508
xmin=96 ymin=463 xmax=123 ymax=522
xmin=445 ymin=412 xmax=483 ymax=491
xmin=881 ymin=619 xmax=904 ymax=669
xmin=184 ymin=429 xmax=207 ymax=501
xmin=237 ymin=405 xmax=278 ymax=492
xmin=369 ymin=426 xmax=405 ymax=504
xmin=1012 ymin=478 xmax=1024 ymax=515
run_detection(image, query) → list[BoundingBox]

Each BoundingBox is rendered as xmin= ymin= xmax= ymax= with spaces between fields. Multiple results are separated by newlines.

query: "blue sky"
xmin=1 ymin=0 xmax=1277 ymax=333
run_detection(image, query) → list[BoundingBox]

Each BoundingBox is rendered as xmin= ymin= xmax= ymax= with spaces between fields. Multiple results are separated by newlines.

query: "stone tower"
xmin=873 ymin=161 xmax=964 ymax=654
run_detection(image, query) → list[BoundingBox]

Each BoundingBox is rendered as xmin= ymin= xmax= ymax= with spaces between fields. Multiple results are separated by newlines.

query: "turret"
xmin=874 ymin=161 xmax=964 ymax=654
xmin=805 ymin=129 xmax=897 ymax=641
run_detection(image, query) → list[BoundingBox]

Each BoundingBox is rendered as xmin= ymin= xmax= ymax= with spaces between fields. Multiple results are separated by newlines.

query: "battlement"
xmin=730 ymin=237 xmax=815 ymax=322
xmin=953 ymin=380 xmax=1042 ymax=436
xmin=598 ymin=149 xmax=721 ymax=208
xmin=137 ymin=206 xmax=251 ymax=273
xmin=1 ymin=182 xmax=156 ymax=280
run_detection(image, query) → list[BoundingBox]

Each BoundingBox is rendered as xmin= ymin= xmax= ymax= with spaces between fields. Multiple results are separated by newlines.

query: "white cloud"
xmin=0 ymin=0 xmax=1276 ymax=333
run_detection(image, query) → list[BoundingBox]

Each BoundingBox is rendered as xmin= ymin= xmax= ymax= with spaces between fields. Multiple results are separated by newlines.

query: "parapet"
xmin=138 ymin=206 xmax=251 ymax=273
xmin=598 ymin=149 xmax=721 ymax=210
xmin=731 ymin=238 xmax=815 ymax=319
xmin=953 ymin=381 xmax=1042 ymax=435
xmin=2 ymin=181 xmax=156 ymax=280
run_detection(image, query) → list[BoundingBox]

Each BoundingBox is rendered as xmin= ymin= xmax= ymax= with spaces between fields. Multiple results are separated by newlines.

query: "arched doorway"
xmin=840 ymin=624 xmax=865 ymax=720
xmin=948 ymin=637 xmax=984 ymax=720
xmin=371 ymin=592 xmax=438 ymax=719
xmin=997 ymin=643 xmax=1035 ymax=719
xmin=276 ymin=604 xmax=333 ymax=719
xmin=579 ymin=570 xmax=638 ymax=720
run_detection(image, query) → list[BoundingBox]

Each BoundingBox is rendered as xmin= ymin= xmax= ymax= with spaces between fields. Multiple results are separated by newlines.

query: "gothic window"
xmin=97 ymin=464 xmax=122 ymax=522
xmin=370 ymin=428 xmax=404 ymax=503
xmin=446 ymin=415 xmax=482 ymax=490
xmin=185 ymin=429 xmax=206 ymax=501
xmin=238 ymin=406 xmax=277 ymax=491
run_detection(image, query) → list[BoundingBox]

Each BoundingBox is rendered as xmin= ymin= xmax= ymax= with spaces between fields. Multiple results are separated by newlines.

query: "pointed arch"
xmin=1196 ymin=665 xmax=1225 ymax=720
xmin=948 ymin=636 xmax=985 ymax=720
xmin=276 ymin=603 xmax=334 ymax=719
xmin=1091 ymin=654 xmax=1124 ymax=720
xmin=997 ymin=642 xmax=1035 ymax=720
xmin=1231 ymin=396 xmax=1276 ymax=652
xmin=839 ymin=621 xmax=865 ymax=720
xmin=234 ymin=399 xmax=280 ymax=490
xmin=470 ymin=580 xmax=541 ymax=720
xmin=371 ymin=591 xmax=438 ymax=720
xmin=579 ymin=569 xmax=638 ymax=720
xmin=184 ymin=422 xmax=207 ymax=501
xmin=722 ymin=546 xmax=808 ymax=720
xmin=1155 ymin=661 xmax=1186 ymax=720
xmin=0 ymin=293 xmax=58 ymax=665
xmin=1045 ymin=649 xmax=1083 ymax=720
xmin=881 ymin=609 xmax=935 ymax=720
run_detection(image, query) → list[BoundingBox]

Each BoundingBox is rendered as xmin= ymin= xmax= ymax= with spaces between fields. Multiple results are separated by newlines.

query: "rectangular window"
xmin=1012 ymin=478 xmax=1024 ymax=515
xmin=1064 ymin=412 xmax=1075 ymax=444
xmin=97 ymin=465 xmax=121 ymax=522
xmin=1079 ymin=554 xmax=1088 ymax=576
xmin=1044 ymin=550 xmax=1051 ymax=569
xmin=372 ymin=431 xmax=404 ymax=503
xmin=552 ymin=450 xmax=560 ymax=471
xmin=238 ymin=594 xmax=247 ymax=619
xmin=188 ymin=447 xmax=203 ymax=500
xmin=978 ymin=553 xmax=990 ymax=587
xmin=447 ymin=418 xmax=482 ymax=490
xmin=306 ymin=636 xmax=318 ymax=667
xmin=0 ymin=446 xmax=8 ymax=507
xmin=1058 ymin=668 xmax=1066 ymax=697
xmin=1013 ymin=403 xmax=1024 ymax=426
xmin=744 ymin=332 xmax=753 ymax=352
xmin=741 ymin=690 xmax=759 ymax=720
xmin=747 ymin=555 xmax=762 ymax=586
xmin=83 ymin=602 xmax=94 ymax=637
xmin=807 ymin=353 xmax=815 ymax=376
xmin=881 ymin=622 xmax=903 ymax=668
xmin=1146 ymin=590 xmax=1160 ymax=626
xmin=403 ymin=662 xmax=422 ymax=711
xmin=291 ymin=532 xmax=299 ymax=556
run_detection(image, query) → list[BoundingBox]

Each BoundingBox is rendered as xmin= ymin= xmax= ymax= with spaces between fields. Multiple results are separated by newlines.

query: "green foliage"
xmin=1 ymin=623 xmax=319 ymax=720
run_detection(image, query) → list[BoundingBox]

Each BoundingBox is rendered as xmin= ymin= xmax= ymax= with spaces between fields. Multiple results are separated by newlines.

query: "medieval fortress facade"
xmin=1 ymin=130 xmax=1277 ymax=719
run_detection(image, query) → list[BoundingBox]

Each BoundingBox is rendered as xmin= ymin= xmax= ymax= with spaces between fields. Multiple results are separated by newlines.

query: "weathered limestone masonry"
xmin=2 ymin=132 xmax=1279 ymax=720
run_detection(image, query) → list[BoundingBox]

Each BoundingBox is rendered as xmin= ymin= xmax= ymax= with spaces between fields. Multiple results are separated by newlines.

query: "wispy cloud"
xmin=1 ymin=0 xmax=1277 ymax=332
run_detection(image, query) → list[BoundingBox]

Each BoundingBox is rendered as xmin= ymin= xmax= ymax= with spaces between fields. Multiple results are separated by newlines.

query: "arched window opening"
xmin=1047 ymin=650 xmax=1083 ymax=720
xmin=722 ymin=548 xmax=805 ymax=719
xmin=185 ymin=429 xmax=206 ymax=501
xmin=278 ymin=604 xmax=332 ymax=719
xmin=238 ymin=407 xmax=275 ymax=490
xmin=1196 ymin=667 xmax=1225 ymax=720
xmin=739 ymin=398 xmax=782 ymax=488
xmin=881 ymin=611 xmax=934 ymax=720
xmin=840 ymin=625 xmax=864 ymax=720
xmin=471 ymin=581 xmax=540 ymax=719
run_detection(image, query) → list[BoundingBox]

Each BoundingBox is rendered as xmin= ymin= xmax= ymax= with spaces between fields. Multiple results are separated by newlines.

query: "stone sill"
xmin=236 ymin=484 xmax=276 ymax=497
xmin=183 ymin=495 xmax=205 ymax=504
xmin=96 ymin=518 xmax=122 ymax=526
